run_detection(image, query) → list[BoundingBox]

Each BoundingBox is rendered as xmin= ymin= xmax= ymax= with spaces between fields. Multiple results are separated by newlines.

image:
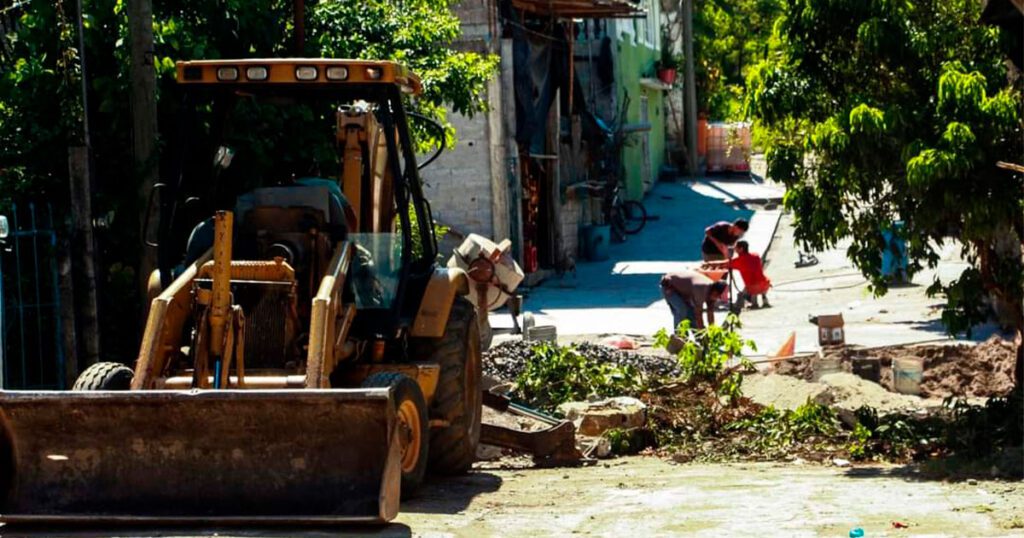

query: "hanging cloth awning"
xmin=510 ymin=0 xmax=646 ymax=19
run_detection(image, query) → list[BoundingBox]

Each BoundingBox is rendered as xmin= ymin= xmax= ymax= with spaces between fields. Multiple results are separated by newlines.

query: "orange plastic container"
xmin=697 ymin=115 xmax=708 ymax=157
xmin=706 ymin=122 xmax=752 ymax=173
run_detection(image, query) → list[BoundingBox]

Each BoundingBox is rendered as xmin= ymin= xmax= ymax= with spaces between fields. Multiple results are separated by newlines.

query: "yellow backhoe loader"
xmin=0 ymin=59 xmax=482 ymax=524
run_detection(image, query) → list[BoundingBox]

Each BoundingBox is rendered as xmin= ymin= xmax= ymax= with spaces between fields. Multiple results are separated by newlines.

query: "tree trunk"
xmin=68 ymin=146 xmax=101 ymax=365
xmin=128 ymin=0 xmax=160 ymax=313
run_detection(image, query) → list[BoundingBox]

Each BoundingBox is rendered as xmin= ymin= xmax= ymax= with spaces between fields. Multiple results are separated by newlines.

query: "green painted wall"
xmin=615 ymin=35 xmax=666 ymax=202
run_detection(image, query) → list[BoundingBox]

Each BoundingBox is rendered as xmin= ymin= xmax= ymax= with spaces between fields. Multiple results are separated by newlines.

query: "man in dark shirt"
xmin=660 ymin=270 xmax=728 ymax=331
xmin=702 ymin=218 xmax=749 ymax=261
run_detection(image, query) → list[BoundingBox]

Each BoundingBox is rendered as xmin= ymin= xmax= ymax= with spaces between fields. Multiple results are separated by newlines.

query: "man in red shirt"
xmin=728 ymin=241 xmax=771 ymax=309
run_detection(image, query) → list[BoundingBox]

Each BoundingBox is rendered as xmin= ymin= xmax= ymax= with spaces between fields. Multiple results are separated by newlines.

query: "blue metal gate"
xmin=0 ymin=202 xmax=64 ymax=389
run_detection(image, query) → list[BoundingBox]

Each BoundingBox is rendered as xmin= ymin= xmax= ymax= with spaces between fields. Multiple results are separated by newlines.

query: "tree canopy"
xmin=748 ymin=0 xmax=1023 ymax=335
xmin=0 ymin=0 xmax=497 ymax=359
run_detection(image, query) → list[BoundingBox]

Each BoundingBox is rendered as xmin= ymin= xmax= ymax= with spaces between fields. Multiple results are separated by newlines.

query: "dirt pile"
xmin=775 ymin=336 xmax=1016 ymax=398
xmin=743 ymin=373 xmax=932 ymax=416
xmin=482 ymin=340 xmax=680 ymax=382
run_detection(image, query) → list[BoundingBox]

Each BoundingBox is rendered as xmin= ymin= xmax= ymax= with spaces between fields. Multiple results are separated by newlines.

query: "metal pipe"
xmin=46 ymin=204 xmax=64 ymax=388
xmin=12 ymin=204 xmax=26 ymax=388
xmin=209 ymin=211 xmax=233 ymax=358
xmin=28 ymin=204 xmax=43 ymax=387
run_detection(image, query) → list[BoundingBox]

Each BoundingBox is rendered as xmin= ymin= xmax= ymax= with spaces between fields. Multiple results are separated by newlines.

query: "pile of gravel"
xmin=482 ymin=340 xmax=681 ymax=382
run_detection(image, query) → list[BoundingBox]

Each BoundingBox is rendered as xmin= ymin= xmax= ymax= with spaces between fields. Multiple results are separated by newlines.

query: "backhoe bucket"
xmin=0 ymin=389 xmax=402 ymax=524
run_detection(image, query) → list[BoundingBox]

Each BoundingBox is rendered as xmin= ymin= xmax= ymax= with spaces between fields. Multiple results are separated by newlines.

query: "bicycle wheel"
xmin=620 ymin=200 xmax=647 ymax=235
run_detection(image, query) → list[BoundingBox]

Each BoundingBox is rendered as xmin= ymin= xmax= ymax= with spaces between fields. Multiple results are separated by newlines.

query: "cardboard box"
xmin=816 ymin=313 xmax=845 ymax=346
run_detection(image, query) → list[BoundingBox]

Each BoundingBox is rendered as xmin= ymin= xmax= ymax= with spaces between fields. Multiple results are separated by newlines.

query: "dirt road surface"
xmin=13 ymin=458 xmax=1022 ymax=537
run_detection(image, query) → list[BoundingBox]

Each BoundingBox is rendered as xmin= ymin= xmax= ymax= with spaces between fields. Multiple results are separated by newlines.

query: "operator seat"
xmin=182 ymin=178 xmax=353 ymax=268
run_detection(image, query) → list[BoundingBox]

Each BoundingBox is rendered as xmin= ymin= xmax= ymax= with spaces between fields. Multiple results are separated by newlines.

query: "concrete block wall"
xmin=420 ymin=106 xmax=494 ymax=239
xmin=559 ymin=197 xmax=582 ymax=263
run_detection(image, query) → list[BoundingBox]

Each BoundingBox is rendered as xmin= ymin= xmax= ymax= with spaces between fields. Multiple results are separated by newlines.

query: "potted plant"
xmin=657 ymin=38 xmax=680 ymax=85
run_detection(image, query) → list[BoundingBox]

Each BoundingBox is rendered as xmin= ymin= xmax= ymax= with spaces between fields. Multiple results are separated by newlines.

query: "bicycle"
xmin=607 ymin=181 xmax=647 ymax=240
xmin=592 ymin=97 xmax=648 ymax=242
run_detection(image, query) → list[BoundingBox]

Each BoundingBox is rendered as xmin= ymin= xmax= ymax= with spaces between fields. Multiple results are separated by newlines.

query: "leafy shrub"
xmin=514 ymin=342 xmax=646 ymax=412
xmin=725 ymin=400 xmax=839 ymax=453
xmin=654 ymin=314 xmax=756 ymax=402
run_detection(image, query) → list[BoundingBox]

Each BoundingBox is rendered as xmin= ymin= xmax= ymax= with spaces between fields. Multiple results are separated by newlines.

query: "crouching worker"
xmin=660 ymin=270 xmax=728 ymax=331
xmin=730 ymin=240 xmax=771 ymax=309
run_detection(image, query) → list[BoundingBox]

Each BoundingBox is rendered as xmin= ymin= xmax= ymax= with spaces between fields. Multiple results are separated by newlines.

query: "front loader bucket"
xmin=0 ymin=389 xmax=402 ymax=524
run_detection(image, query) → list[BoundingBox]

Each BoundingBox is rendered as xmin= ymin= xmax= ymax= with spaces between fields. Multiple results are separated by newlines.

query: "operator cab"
xmin=155 ymin=59 xmax=439 ymax=367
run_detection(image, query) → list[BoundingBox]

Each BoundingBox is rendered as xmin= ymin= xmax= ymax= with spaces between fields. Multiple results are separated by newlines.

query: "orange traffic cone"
xmin=773 ymin=331 xmax=796 ymax=358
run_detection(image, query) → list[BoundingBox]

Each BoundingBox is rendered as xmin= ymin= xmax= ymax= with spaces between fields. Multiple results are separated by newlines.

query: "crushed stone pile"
xmin=775 ymin=335 xmax=1016 ymax=398
xmin=482 ymin=340 xmax=680 ymax=382
xmin=743 ymin=372 xmax=932 ymax=417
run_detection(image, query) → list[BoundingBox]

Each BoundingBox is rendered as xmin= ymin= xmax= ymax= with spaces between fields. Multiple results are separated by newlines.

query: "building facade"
xmin=422 ymin=0 xmax=667 ymax=274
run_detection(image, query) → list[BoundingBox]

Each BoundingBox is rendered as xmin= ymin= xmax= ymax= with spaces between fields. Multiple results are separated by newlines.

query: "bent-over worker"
xmin=702 ymin=218 xmax=749 ymax=261
xmin=660 ymin=270 xmax=728 ymax=331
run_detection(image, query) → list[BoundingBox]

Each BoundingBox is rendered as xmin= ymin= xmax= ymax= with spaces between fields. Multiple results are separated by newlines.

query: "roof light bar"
xmin=245 ymin=66 xmax=269 ymax=81
xmin=325 ymin=66 xmax=349 ymax=81
xmin=216 ymin=66 xmax=239 ymax=81
xmin=295 ymin=66 xmax=318 ymax=81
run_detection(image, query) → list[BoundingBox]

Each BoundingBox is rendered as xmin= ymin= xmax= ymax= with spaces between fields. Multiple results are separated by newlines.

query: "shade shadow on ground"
xmin=0 ymin=524 xmax=413 ymax=538
xmin=401 ymin=471 xmax=504 ymax=515
xmin=526 ymin=182 xmax=753 ymax=312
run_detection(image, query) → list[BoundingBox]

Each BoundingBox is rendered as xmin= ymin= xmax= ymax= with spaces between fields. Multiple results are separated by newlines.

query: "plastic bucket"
xmin=893 ymin=357 xmax=924 ymax=395
xmin=812 ymin=356 xmax=842 ymax=382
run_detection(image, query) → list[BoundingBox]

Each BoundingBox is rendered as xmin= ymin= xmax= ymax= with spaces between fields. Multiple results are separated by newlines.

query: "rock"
xmin=558 ymin=397 xmax=647 ymax=436
xmin=580 ymin=436 xmax=612 ymax=458
xmin=476 ymin=443 xmax=505 ymax=461
xmin=832 ymin=458 xmax=851 ymax=468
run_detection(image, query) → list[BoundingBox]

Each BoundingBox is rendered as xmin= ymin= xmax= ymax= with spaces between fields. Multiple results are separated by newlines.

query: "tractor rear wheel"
xmin=423 ymin=297 xmax=482 ymax=474
xmin=72 ymin=362 xmax=134 ymax=391
xmin=362 ymin=372 xmax=429 ymax=499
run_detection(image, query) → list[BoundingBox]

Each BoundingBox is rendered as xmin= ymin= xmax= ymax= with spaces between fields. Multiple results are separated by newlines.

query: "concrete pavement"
xmin=499 ymin=177 xmax=1000 ymax=354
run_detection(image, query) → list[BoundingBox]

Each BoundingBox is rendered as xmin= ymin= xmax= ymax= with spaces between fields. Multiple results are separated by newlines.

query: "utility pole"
xmin=128 ymin=0 xmax=159 ymax=317
xmin=682 ymin=0 xmax=699 ymax=178
xmin=67 ymin=0 xmax=101 ymax=373
xmin=294 ymin=0 xmax=305 ymax=54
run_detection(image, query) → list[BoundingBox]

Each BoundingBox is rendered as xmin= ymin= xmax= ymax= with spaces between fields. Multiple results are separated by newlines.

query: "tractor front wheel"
xmin=72 ymin=362 xmax=134 ymax=391
xmin=362 ymin=372 xmax=429 ymax=499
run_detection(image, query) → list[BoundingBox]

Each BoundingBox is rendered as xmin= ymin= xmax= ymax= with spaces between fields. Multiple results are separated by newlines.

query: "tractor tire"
xmin=362 ymin=372 xmax=429 ymax=499
xmin=478 ymin=314 xmax=493 ymax=352
xmin=422 ymin=297 xmax=482 ymax=475
xmin=72 ymin=362 xmax=134 ymax=391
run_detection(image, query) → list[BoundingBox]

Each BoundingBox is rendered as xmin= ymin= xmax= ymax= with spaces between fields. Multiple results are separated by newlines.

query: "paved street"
xmin=503 ymin=178 xmax=998 ymax=355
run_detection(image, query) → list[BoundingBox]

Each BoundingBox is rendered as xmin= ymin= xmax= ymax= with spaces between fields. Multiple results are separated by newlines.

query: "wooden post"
xmin=547 ymin=88 xmax=562 ymax=269
xmin=68 ymin=146 xmax=101 ymax=366
xmin=682 ymin=0 xmax=699 ymax=177
xmin=500 ymin=37 xmax=524 ymax=264
xmin=128 ymin=0 xmax=160 ymax=310
xmin=68 ymin=0 xmax=100 ymax=367
xmin=294 ymin=0 xmax=305 ymax=54
xmin=57 ymin=239 xmax=79 ymax=387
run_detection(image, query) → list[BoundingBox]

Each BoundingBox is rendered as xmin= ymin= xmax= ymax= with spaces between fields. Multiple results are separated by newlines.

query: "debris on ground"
xmin=775 ymin=336 xmax=1016 ymax=398
xmin=479 ymin=333 xmax=1021 ymax=476
xmin=600 ymin=334 xmax=638 ymax=350
xmin=557 ymin=397 xmax=647 ymax=436
xmin=483 ymin=340 xmax=680 ymax=381
xmin=742 ymin=372 xmax=935 ymax=417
